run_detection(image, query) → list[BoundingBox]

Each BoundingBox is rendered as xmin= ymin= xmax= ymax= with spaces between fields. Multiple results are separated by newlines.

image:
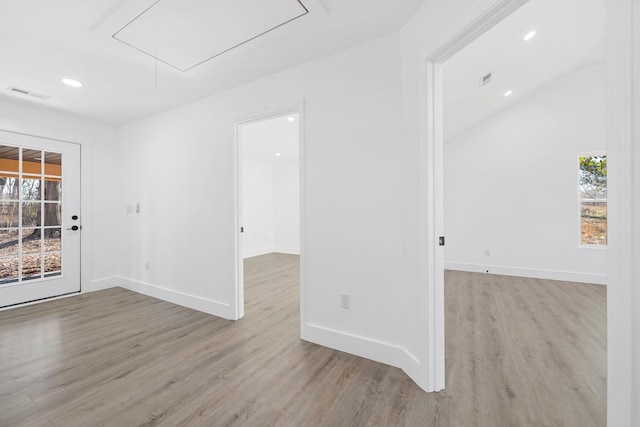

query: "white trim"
xmin=445 ymin=262 xmax=608 ymax=285
xmin=243 ymin=247 xmax=275 ymax=259
xmin=420 ymin=0 xmax=530 ymax=394
xmin=85 ymin=276 xmax=119 ymax=292
xmin=80 ymin=142 xmax=92 ymax=294
xmin=233 ymin=116 xmax=245 ymax=320
xmin=634 ymin=2 xmax=640 ymax=421
xmin=231 ymin=98 xmax=306 ymax=324
xmin=273 ymin=246 xmax=300 ymax=255
xmin=579 ymin=150 xmax=608 ymax=157
xmin=117 ymin=276 xmax=233 ymax=319
xmin=243 ymin=247 xmax=300 ymax=259
xmin=423 ymin=60 xmax=445 ymax=392
xmin=303 ymin=323 xmax=421 ymax=377
xmin=578 ymin=244 xmax=608 ymax=250
xmin=427 ymin=0 xmax=530 ymax=63
xmin=0 ymin=291 xmax=80 ymax=312
xmin=607 ymin=0 xmax=639 ymax=425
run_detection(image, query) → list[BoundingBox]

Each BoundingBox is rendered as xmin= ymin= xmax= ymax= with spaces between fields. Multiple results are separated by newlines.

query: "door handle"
xmin=67 ymin=225 xmax=80 ymax=231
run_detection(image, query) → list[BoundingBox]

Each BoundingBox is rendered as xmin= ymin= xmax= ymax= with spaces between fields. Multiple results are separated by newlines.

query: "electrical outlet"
xmin=341 ymin=294 xmax=350 ymax=310
xmin=484 ymin=249 xmax=491 ymax=256
xmin=145 ymin=261 xmax=149 ymax=271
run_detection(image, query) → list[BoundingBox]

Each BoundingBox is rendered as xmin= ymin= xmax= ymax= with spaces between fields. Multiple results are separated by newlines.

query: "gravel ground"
xmin=0 ymin=232 xmax=61 ymax=280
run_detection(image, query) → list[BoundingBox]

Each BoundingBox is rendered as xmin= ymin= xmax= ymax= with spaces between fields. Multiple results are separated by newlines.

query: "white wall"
xmin=3 ymin=2 xmax=634 ymax=415
xmin=0 ymin=97 xmax=120 ymax=290
xmin=242 ymin=159 xmax=300 ymax=259
xmin=242 ymin=158 xmax=275 ymax=258
xmin=114 ymin=0 xmax=524 ymax=393
xmin=116 ymin=34 xmax=413 ymax=378
xmin=273 ymin=162 xmax=300 ymax=254
xmin=114 ymin=0 xmax=636 ymax=421
xmin=444 ymin=64 xmax=607 ymax=284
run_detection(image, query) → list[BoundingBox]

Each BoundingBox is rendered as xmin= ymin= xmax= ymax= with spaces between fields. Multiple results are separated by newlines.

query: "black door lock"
xmin=439 ymin=236 xmax=445 ymax=246
xmin=72 ymin=215 xmax=78 ymax=220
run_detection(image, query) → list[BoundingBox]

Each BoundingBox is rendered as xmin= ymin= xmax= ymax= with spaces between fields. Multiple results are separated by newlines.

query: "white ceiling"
xmin=240 ymin=113 xmax=299 ymax=163
xmin=0 ymin=0 xmax=425 ymax=125
xmin=113 ymin=0 xmax=309 ymax=71
xmin=443 ymin=0 xmax=606 ymax=141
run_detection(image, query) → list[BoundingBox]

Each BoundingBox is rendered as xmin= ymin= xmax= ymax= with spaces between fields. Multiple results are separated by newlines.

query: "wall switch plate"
xmin=485 ymin=249 xmax=491 ymax=256
xmin=341 ymin=294 xmax=350 ymax=310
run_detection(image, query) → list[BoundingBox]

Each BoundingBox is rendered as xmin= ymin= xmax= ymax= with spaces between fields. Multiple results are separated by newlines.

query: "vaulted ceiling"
xmin=0 ymin=0 xmax=424 ymax=125
xmin=443 ymin=0 xmax=605 ymax=141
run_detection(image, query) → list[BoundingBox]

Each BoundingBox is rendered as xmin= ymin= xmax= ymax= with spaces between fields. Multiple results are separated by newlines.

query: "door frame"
xmin=420 ymin=0 xmax=530 ymax=392
xmin=0 ymin=128 xmax=88 ymax=308
xmin=606 ymin=0 xmax=639 ymax=425
xmin=0 ymin=126 xmax=91 ymax=300
xmin=422 ymin=0 xmax=638 ymax=424
xmin=232 ymin=99 xmax=305 ymax=323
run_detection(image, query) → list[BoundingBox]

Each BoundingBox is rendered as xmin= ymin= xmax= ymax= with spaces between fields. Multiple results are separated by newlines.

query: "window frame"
xmin=577 ymin=151 xmax=607 ymax=248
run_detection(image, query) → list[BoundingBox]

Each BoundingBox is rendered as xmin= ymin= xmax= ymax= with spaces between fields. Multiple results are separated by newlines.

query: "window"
xmin=579 ymin=155 xmax=607 ymax=246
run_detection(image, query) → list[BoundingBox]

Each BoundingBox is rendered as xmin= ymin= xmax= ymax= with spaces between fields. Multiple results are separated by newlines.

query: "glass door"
xmin=0 ymin=131 xmax=80 ymax=308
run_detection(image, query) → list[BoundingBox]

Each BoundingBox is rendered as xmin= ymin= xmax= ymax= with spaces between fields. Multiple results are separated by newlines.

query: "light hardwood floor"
xmin=0 ymin=254 xmax=606 ymax=426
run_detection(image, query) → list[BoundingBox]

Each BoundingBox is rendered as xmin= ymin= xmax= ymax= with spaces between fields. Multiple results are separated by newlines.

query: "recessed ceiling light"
xmin=504 ymin=90 xmax=513 ymax=97
xmin=275 ymin=153 xmax=281 ymax=156
xmin=524 ymin=30 xmax=536 ymax=41
xmin=287 ymin=117 xmax=295 ymax=122
xmin=62 ymin=78 xmax=83 ymax=88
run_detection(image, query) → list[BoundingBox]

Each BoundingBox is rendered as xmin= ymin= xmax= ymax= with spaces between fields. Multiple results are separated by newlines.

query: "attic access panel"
xmin=113 ymin=0 xmax=308 ymax=72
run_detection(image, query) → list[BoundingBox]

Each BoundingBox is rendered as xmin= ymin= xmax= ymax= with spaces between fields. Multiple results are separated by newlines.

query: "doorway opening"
xmin=234 ymin=108 xmax=302 ymax=320
xmin=441 ymin=0 xmax=607 ymax=282
xmin=421 ymin=0 xmax=533 ymax=392
xmin=424 ymin=0 xmax=607 ymax=420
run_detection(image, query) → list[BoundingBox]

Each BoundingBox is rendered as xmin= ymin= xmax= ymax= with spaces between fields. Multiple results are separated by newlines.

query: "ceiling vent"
xmin=479 ymin=72 xmax=493 ymax=87
xmin=7 ymin=86 xmax=51 ymax=100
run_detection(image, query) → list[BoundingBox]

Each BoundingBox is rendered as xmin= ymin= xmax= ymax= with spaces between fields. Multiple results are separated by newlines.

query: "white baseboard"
xmin=302 ymin=323 xmax=424 ymax=389
xmin=273 ymin=246 xmax=300 ymax=255
xmin=444 ymin=262 xmax=607 ymax=285
xmin=117 ymin=276 xmax=233 ymax=319
xmin=243 ymin=247 xmax=274 ymax=259
xmin=85 ymin=276 xmax=119 ymax=293
xmin=244 ymin=247 xmax=300 ymax=258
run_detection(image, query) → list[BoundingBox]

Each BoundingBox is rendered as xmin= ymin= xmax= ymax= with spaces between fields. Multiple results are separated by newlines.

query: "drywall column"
xmin=606 ymin=0 xmax=639 ymax=425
